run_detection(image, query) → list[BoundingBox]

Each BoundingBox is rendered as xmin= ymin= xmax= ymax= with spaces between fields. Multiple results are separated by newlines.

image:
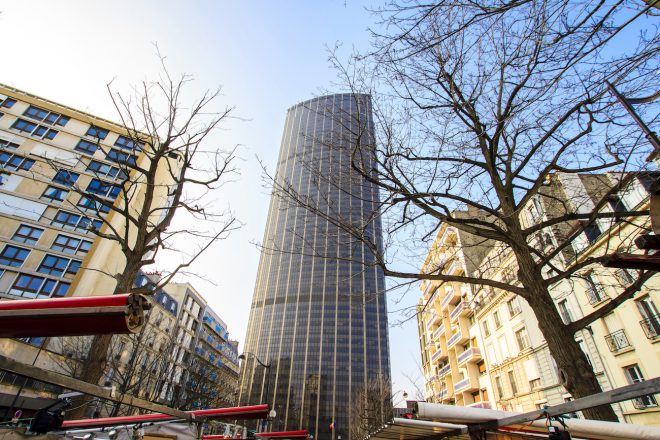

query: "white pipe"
xmin=415 ymin=402 xmax=660 ymax=440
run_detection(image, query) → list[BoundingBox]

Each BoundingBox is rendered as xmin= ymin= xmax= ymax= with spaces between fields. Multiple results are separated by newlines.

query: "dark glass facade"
xmin=239 ymin=94 xmax=390 ymax=440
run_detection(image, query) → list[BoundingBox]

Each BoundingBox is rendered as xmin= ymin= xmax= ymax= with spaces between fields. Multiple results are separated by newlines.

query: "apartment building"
xmin=0 ymin=84 xmax=152 ymax=415
xmin=417 ymin=172 xmax=659 ymax=424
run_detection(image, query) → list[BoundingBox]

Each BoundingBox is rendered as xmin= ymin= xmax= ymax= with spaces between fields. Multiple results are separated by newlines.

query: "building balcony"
xmin=431 ymin=348 xmax=444 ymax=362
xmin=449 ymin=301 xmax=469 ymax=321
xmin=441 ymin=287 xmax=459 ymax=309
xmin=453 ymin=376 xmax=479 ymax=393
xmin=433 ymin=322 xmax=445 ymax=340
xmin=456 ymin=347 xmax=482 ymax=365
xmin=467 ymin=401 xmax=492 ymax=410
xmin=436 ymin=388 xmax=448 ymax=400
xmin=640 ymin=315 xmax=660 ymax=340
xmin=447 ymin=329 xmax=469 ymax=348
xmin=438 ymin=363 xmax=451 ymax=377
xmin=427 ymin=312 xmax=441 ymax=328
xmin=604 ymin=329 xmax=632 ymax=353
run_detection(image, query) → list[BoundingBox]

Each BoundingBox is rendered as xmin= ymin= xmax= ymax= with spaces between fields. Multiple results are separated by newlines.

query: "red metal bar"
xmin=0 ymin=294 xmax=149 ymax=337
xmin=61 ymin=404 xmax=270 ymax=429
xmin=256 ymin=430 xmax=309 ymax=439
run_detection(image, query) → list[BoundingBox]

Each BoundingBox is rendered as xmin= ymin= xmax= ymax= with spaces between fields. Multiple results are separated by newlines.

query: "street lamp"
xmin=238 ymin=352 xmax=272 ymax=431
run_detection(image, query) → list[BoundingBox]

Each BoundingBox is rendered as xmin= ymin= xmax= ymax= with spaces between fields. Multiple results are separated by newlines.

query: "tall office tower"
xmin=239 ymin=94 xmax=390 ymax=440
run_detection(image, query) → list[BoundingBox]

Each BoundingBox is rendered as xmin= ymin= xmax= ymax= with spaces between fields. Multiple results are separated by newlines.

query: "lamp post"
xmin=238 ymin=352 xmax=271 ymax=432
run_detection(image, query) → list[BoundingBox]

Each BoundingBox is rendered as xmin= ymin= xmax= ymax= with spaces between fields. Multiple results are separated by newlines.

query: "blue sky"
xmin=0 ymin=0 xmax=423 ymax=397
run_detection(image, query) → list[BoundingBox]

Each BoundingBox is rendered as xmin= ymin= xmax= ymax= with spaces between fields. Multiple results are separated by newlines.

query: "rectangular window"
xmin=608 ymin=195 xmax=627 ymax=213
xmin=12 ymin=225 xmax=44 ymax=245
xmin=87 ymin=160 xmax=124 ymax=179
xmin=41 ymin=185 xmax=69 ymax=202
xmin=482 ymin=320 xmax=491 ymax=337
xmin=11 ymin=118 xmax=58 ymax=139
xmin=494 ymin=376 xmax=504 ymax=399
xmin=0 ymin=97 xmax=17 ymax=108
xmin=52 ymin=169 xmax=80 ymax=187
xmin=51 ymin=234 xmax=92 ymax=255
xmin=75 ymin=139 xmax=99 ymax=155
xmin=87 ymin=178 xmax=121 ymax=199
xmin=0 ymin=152 xmax=35 ymax=171
xmin=23 ymin=105 xmax=69 ymax=126
xmin=582 ymin=221 xmax=602 ymax=245
xmin=9 ymin=274 xmax=70 ymax=298
xmin=0 ymin=245 xmax=30 ymax=267
xmin=624 ymin=364 xmax=658 ymax=409
xmin=507 ymin=297 xmax=521 ymax=317
xmin=515 ymin=327 xmax=530 ymax=351
xmin=86 ymin=126 xmax=109 ymax=140
xmin=77 ymin=195 xmax=111 ymax=213
xmin=52 ymin=210 xmax=101 ymax=233
xmin=493 ymin=310 xmax=502 ymax=328
xmin=38 ymin=254 xmax=75 ymax=276
xmin=114 ymin=135 xmax=144 ymax=151
xmin=636 ymin=296 xmax=660 ymax=340
xmin=584 ymin=272 xmax=607 ymax=304
xmin=0 ymin=139 xmax=20 ymax=150
xmin=558 ymin=300 xmax=572 ymax=324
xmin=529 ymin=378 xmax=541 ymax=389
xmin=106 ymin=149 xmax=136 ymax=166
xmin=508 ymin=370 xmax=518 ymax=395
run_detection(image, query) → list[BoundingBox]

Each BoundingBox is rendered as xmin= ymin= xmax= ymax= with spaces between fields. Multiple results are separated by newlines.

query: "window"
xmin=636 ymin=296 xmax=660 ymax=339
xmin=9 ymin=274 xmax=70 ymax=298
xmin=482 ymin=320 xmax=491 ymax=337
xmin=624 ymin=364 xmax=658 ymax=409
xmin=12 ymin=225 xmax=43 ymax=245
xmin=0 ymin=139 xmax=20 ymax=150
xmin=0 ymin=97 xmax=17 ymax=108
xmin=106 ymin=149 xmax=136 ymax=166
xmin=0 ymin=245 xmax=30 ymax=267
xmin=494 ymin=376 xmax=504 ymax=399
xmin=77 ymin=196 xmax=111 ymax=213
xmin=11 ymin=118 xmax=58 ymax=139
xmin=52 ymin=169 xmax=80 ymax=187
xmin=638 ymin=174 xmax=658 ymax=195
xmin=75 ymin=139 xmax=99 ymax=155
xmin=507 ymin=297 xmax=521 ymax=317
xmin=0 ymin=152 xmax=35 ymax=171
xmin=530 ymin=378 xmax=541 ymax=389
xmin=87 ymin=160 xmax=126 ymax=180
xmin=41 ymin=185 xmax=69 ymax=202
xmin=86 ymin=178 xmax=121 ymax=199
xmin=50 ymin=234 xmax=92 ymax=255
xmin=515 ymin=327 xmax=530 ymax=351
xmin=582 ymin=221 xmax=602 ymax=245
xmin=51 ymin=209 xmax=101 ymax=233
xmin=23 ymin=105 xmax=69 ymax=126
xmin=607 ymin=195 xmax=627 ymax=213
xmin=558 ymin=300 xmax=572 ymax=324
xmin=477 ymin=361 xmax=486 ymax=375
xmin=493 ymin=310 xmax=502 ymax=328
xmin=38 ymin=254 xmax=80 ymax=276
xmin=86 ymin=126 xmax=109 ymax=140
xmin=584 ymin=272 xmax=607 ymax=304
xmin=614 ymin=269 xmax=635 ymax=286
xmin=508 ymin=370 xmax=518 ymax=395
xmin=114 ymin=135 xmax=144 ymax=151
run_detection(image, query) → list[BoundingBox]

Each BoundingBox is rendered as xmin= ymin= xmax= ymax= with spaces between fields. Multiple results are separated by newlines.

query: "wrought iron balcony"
xmin=604 ymin=329 xmax=632 ymax=352
xmin=632 ymin=395 xmax=658 ymax=410
xmin=639 ymin=314 xmax=660 ymax=339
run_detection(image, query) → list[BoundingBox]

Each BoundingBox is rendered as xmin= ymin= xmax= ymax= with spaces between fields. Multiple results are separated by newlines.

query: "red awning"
xmin=255 ymin=430 xmax=309 ymax=439
xmin=61 ymin=405 xmax=270 ymax=430
xmin=0 ymin=294 xmax=149 ymax=337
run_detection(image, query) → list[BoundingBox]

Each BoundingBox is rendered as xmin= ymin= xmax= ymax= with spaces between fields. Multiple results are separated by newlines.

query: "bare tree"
xmin=65 ymin=59 xmax=240 ymax=418
xmin=267 ymin=0 xmax=659 ymax=421
xmin=350 ymin=375 xmax=393 ymax=440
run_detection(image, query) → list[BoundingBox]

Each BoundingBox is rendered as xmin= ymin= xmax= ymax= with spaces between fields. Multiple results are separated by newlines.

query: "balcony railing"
xmin=454 ymin=378 xmax=470 ymax=392
xmin=438 ymin=363 xmax=451 ymax=376
xmin=586 ymin=284 xmax=607 ymax=305
xmin=441 ymin=289 xmax=454 ymax=308
xmin=639 ymin=315 xmax=660 ymax=339
xmin=449 ymin=301 xmax=466 ymax=320
xmin=468 ymin=401 xmax=492 ymax=410
xmin=447 ymin=331 xmax=462 ymax=348
xmin=433 ymin=323 xmax=445 ymax=339
xmin=431 ymin=349 xmax=443 ymax=362
xmin=427 ymin=313 xmax=439 ymax=328
xmin=457 ymin=347 xmax=481 ymax=364
xmin=604 ymin=329 xmax=632 ymax=352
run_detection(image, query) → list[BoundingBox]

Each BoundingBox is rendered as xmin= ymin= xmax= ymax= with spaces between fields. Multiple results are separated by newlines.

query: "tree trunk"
xmin=513 ymin=243 xmax=618 ymax=421
xmin=67 ymin=263 xmax=140 ymax=419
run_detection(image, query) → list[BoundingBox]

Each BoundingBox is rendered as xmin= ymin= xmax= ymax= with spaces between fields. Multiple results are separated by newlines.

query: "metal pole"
xmin=606 ymin=81 xmax=660 ymax=159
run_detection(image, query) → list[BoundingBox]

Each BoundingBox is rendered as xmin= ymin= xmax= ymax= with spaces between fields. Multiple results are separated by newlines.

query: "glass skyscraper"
xmin=239 ymin=94 xmax=390 ymax=440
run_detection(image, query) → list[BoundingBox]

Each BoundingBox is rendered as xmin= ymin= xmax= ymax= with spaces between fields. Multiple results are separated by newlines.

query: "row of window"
xmin=3 ymin=227 xmax=90 ymax=259
xmin=75 ymin=139 xmax=137 ymax=166
xmin=23 ymin=105 xmax=69 ymax=127
xmin=0 ymin=245 xmax=80 ymax=274
xmin=52 ymin=209 xmax=102 ymax=233
xmin=11 ymin=118 xmax=58 ymax=140
xmin=8 ymin=273 xmax=70 ymax=299
xmin=0 ymin=151 xmax=35 ymax=171
xmin=481 ymin=297 xmax=522 ymax=338
xmin=0 ymin=139 xmax=20 ymax=149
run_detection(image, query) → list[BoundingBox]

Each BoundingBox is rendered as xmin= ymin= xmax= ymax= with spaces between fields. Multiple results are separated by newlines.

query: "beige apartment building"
xmin=417 ymin=172 xmax=659 ymax=425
